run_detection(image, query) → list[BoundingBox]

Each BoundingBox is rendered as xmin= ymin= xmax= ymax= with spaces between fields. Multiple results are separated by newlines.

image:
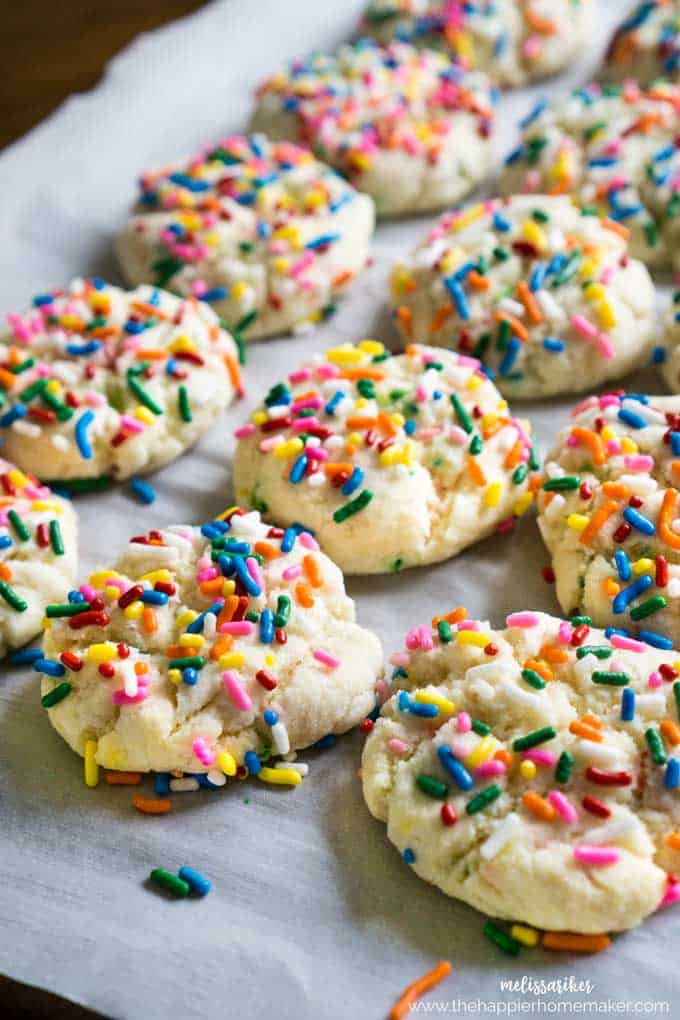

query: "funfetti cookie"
xmin=0 ymin=279 xmax=242 ymax=483
xmin=359 ymin=0 xmax=592 ymax=88
xmin=500 ymin=81 xmax=680 ymax=271
xmin=538 ymin=393 xmax=680 ymax=649
xmin=605 ymin=2 xmax=680 ymax=85
xmin=232 ymin=342 xmax=536 ymax=575
xmin=251 ymin=39 xmax=496 ymax=218
xmin=116 ymin=134 xmax=374 ymax=342
xmin=39 ymin=509 xmax=383 ymax=776
xmin=0 ymin=460 xmax=77 ymax=658
xmin=661 ymin=295 xmax=680 ymax=391
xmin=362 ymin=609 xmax=680 ymax=935
xmin=389 ymin=195 xmax=656 ymax=400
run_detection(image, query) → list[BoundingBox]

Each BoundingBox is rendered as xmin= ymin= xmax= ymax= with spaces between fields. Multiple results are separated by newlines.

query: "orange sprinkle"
xmin=432 ymin=607 xmax=467 ymax=627
xmin=523 ymin=3 xmax=557 ymax=34
xmin=324 ymin=461 xmax=353 ymax=478
xmin=579 ymin=500 xmax=619 ymax=546
xmin=523 ymin=791 xmax=556 ymax=822
xmin=582 ymin=714 xmax=603 ymax=730
xmin=389 ymin=961 xmax=452 ymax=1020
xmin=661 ymin=720 xmax=680 ymax=747
xmin=569 ymin=720 xmax=604 ymax=743
xmin=295 ymin=583 xmax=314 ymax=608
xmin=130 ymin=301 xmax=169 ymax=320
xmin=516 ymin=280 xmax=543 ymax=324
xmin=601 ymin=481 xmax=630 ymax=500
xmin=604 ymin=578 xmax=620 ymax=597
xmin=503 ymin=440 xmax=524 ymax=470
xmin=430 ymin=303 xmax=453 ymax=333
xmin=666 ymin=832 xmax=680 ymax=851
xmin=132 ymin=796 xmax=171 ymax=815
xmin=377 ymin=411 xmax=399 ymax=437
xmin=303 ymin=554 xmax=323 ymax=588
xmin=167 ymin=644 xmax=195 ymax=659
xmin=340 ymin=367 xmax=386 ymax=382
xmin=217 ymin=595 xmax=240 ymax=628
xmin=539 ymin=645 xmax=568 ymax=665
xmin=345 ymin=415 xmax=377 ymax=430
xmin=0 ymin=563 xmax=12 ymax=582
xmin=254 ymin=540 xmax=280 ymax=560
xmin=225 ymin=352 xmax=243 ymax=394
xmin=467 ymin=457 xmax=486 ymax=488
xmin=601 ymin=217 xmax=631 ymax=241
xmin=524 ymin=659 xmax=552 ymax=682
xmin=494 ymin=310 xmax=529 ymax=343
xmin=0 ymin=367 xmax=17 ymax=389
xmin=210 ymin=635 xmax=233 ymax=660
xmin=134 ymin=348 xmax=166 ymax=361
xmin=542 ymin=932 xmax=610 ymax=954
xmin=199 ymin=578 xmax=223 ymax=595
xmin=494 ymin=749 xmax=513 ymax=767
xmin=467 ymin=270 xmax=490 ymax=291
xmin=571 ymin=427 xmax=606 ymax=466
xmin=142 ymin=607 xmax=157 ymax=634
xmin=396 ymin=305 xmax=413 ymax=339
xmin=658 ymin=488 xmax=680 ymax=550
xmin=105 ymin=771 xmax=143 ymax=785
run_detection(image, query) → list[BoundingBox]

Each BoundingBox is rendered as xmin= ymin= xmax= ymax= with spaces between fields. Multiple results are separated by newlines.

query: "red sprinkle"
xmin=69 ymin=610 xmax=110 ymax=630
xmin=582 ymin=795 xmax=612 ymax=818
xmin=541 ymin=566 xmax=555 ymax=584
xmin=36 ymin=522 xmax=50 ymax=548
xmin=98 ymin=663 xmax=115 ymax=678
xmin=118 ymin=584 xmax=144 ymax=609
xmin=586 ymin=767 xmax=632 ymax=786
xmin=440 ymin=803 xmax=457 ymax=826
xmin=360 ymin=718 xmax=374 ymax=734
xmin=60 ymin=651 xmax=83 ymax=672
xmin=256 ymin=669 xmax=277 ymax=690
xmin=117 ymin=642 xmax=130 ymax=659
xmin=656 ymin=556 xmax=669 ymax=588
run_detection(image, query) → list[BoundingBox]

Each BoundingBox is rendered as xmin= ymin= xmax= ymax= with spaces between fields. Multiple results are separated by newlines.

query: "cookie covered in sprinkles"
xmin=389 ymin=195 xmax=656 ymax=399
xmin=363 ymin=609 xmax=680 ymax=934
xmin=116 ymin=134 xmax=374 ymax=341
xmin=604 ymin=2 xmax=680 ymax=86
xmin=232 ymin=342 xmax=537 ymax=575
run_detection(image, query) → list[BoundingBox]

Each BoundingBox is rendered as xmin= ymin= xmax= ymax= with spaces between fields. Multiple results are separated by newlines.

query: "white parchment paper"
xmin=1 ymin=2 xmax=678 ymax=1017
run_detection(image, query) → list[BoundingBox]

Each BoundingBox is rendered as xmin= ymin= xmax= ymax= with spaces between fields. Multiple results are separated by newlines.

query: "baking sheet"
xmin=1 ymin=2 xmax=678 ymax=1017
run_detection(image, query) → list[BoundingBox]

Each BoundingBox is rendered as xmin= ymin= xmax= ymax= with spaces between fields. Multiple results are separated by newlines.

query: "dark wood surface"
xmin=2 ymin=3 xmax=206 ymax=1011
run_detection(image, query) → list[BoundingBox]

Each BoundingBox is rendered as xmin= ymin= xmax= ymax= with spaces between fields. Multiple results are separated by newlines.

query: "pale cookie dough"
xmin=389 ymin=195 xmax=656 ymax=400
xmin=116 ymin=134 xmax=374 ymax=341
xmin=232 ymin=341 xmax=536 ymax=575
xmin=538 ymin=393 xmax=680 ymax=649
xmin=661 ymin=294 xmax=680 ymax=390
xmin=359 ymin=0 xmax=593 ymax=87
xmin=604 ymin=2 xmax=680 ymax=85
xmin=362 ymin=609 xmax=680 ymax=934
xmin=39 ymin=509 xmax=383 ymax=775
xmin=0 ymin=278 xmax=242 ymax=483
xmin=0 ymin=459 xmax=77 ymax=658
xmin=501 ymin=81 xmax=680 ymax=270
xmin=251 ymin=39 xmax=496 ymax=218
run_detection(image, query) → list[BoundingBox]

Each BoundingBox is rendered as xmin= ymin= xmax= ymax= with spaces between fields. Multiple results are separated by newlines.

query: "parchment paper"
xmin=1 ymin=2 xmax=678 ymax=1018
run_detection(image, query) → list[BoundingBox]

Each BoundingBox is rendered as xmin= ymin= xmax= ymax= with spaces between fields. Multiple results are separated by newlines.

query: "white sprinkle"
xmin=12 ymin=420 xmax=41 ymax=438
xmin=169 ymin=777 xmax=200 ymax=793
xmin=207 ymin=768 xmax=227 ymax=787
xmin=582 ymin=816 xmax=640 ymax=845
xmin=271 ymin=720 xmax=290 ymax=756
xmin=480 ymin=813 xmax=519 ymax=860
xmin=126 ymin=543 xmax=179 ymax=564
xmin=276 ymin=761 xmax=308 ymax=776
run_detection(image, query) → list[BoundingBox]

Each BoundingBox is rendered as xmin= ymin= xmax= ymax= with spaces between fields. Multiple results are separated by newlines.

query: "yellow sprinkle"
xmin=620 ymin=437 xmax=638 ymax=454
xmin=354 ymin=397 xmax=368 ymax=409
xmin=465 ymin=735 xmax=497 ymax=769
xmin=390 ymin=265 xmax=415 ymax=298
xmin=414 ymin=690 xmax=456 ymax=715
xmin=217 ymin=751 xmax=237 ymax=776
xmin=600 ymin=425 xmax=616 ymax=443
xmin=597 ymin=300 xmax=616 ymax=330
xmin=87 ymin=642 xmax=117 ymax=663
xmin=134 ymin=406 xmax=155 ymax=426
xmin=140 ymin=569 xmax=171 ymax=584
xmin=222 ymin=579 xmax=236 ymax=596
xmin=216 ymin=506 xmax=239 ymax=521
xmin=450 ymin=204 xmax=484 ymax=232
xmin=511 ymin=924 xmax=539 ymax=948
xmin=264 ymin=653 xmax=276 ymax=667
xmin=89 ymin=569 xmax=121 ymax=587
xmin=325 ymin=344 xmax=363 ymax=364
xmin=231 ymin=281 xmax=249 ymax=301
xmin=513 ymin=491 xmax=534 ymax=516
xmin=180 ymin=632 xmax=204 ymax=648
xmin=520 ymin=760 xmax=537 ymax=780
xmin=124 ymin=602 xmax=144 ymax=620
xmin=357 ymin=339 xmax=384 ymax=356
xmin=219 ymin=652 xmax=246 ymax=669
xmin=522 ymin=219 xmax=546 ymax=252
xmin=169 ymin=334 xmax=197 ymax=355
xmin=8 ymin=468 xmax=30 ymax=488
xmin=176 ymin=609 xmax=198 ymax=628
xmin=84 ymin=739 xmax=99 ymax=788
xmin=484 ymin=481 xmax=502 ymax=508
xmin=466 ymin=375 xmax=482 ymax=392
xmin=46 ymin=379 xmax=63 ymax=396
xmin=258 ymin=767 xmax=302 ymax=786
xmin=456 ymin=630 xmax=491 ymax=648
xmin=168 ymin=669 xmax=182 ymax=685
xmin=274 ymin=438 xmax=304 ymax=459
xmin=567 ymin=513 xmax=589 ymax=533
xmin=633 ymin=558 xmax=655 ymax=576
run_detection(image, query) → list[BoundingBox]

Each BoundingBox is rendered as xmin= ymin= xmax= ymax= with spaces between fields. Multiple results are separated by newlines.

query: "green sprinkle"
xmin=555 ymin=750 xmax=574 ymax=784
xmin=168 ymin=656 xmax=205 ymax=670
xmin=244 ymin=610 xmax=259 ymax=624
xmin=644 ymin=220 xmax=658 ymax=248
xmin=469 ymin=435 xmax=483 ymax=456
xmin=152 ymin=256 xmax=184 ymax=288
xmin=41 ymin=682 xmax=73 ymax=708
xmin=674 ymin=681 xmax=680 ymax=720
xmin=630 ymin=595 xmax=667 ymax=621
xmin=592 ymin=671 xmax=629 ymax=686
xmin=512 ymin=464 xmax=528 ymax=485
xmin=178 ymin=385 xmax=192 ymax=423
xmin=472 ymin=332 xmax=491 ymax=359
xmin=357 ymin=379 xmax=375 ymax=399
xmin=646 ymin=727 xmax=666 ymax=765
xmin=273 ymin=594 xmax=291 ymax=629
xmin=543 ymin=477 xmax=580 ymax=492
xmin=576 ymin=645 xmax=612 ymax=660
xmin=10 ymin=357 xmax=35 ymax=375
xmin=521 ymin=668 xmax=545 ymax=690
xmin=49 ymin=519 xmax=64 ymax=556
xmin=437 ymin=620 xmax=453 ymax=644
xmin=416 ymin=774 xmax=448 ymax=799
xmin=127 ymin=372 xmax=163 ymax=415
xmin=483 ymin=920 xmax=520 ymax=956
xmin=472 ymin=719 xmax=491 ymax=736
xmin=19 ymin=378 xmax=47 ymax=401
xmin=236 ymin=310 xmax=258 ymax=334
xmin=493 ymin=246 xmax=510 ymax=262
xmin=53 ymin=476 xmax=112 ymax=493
xmin=333 ymin=489 xmax=373 ymax=523
xmin=529 ymin=445 xmax=540 ymax=471
xmin=0 ymin=580 xmax=27 ymax=612
xmin=41 ymin=387 xmax=73 ymax=421
xmin=8 ymin=509 xmax=30 ymax=542
xmin=450 ymin=393 xmax=473 ymax=433
xmin=532 ymin=208 xmax=550 ymax=224
xmin=466 ymin=784 xmax=502 ymax=815
xmin=667 ymin=194 xmax=680 ymax=218
xmin=570 ymin=615 xmax=591 ymax=627
xmin=496 ymin=317 xmax=511 ymax=351
xmin=149 ymin=868 xmax=190 ymax=898
xmin=45 ymin=603 xmax=91 ymax=618
xmin=512 ymin=726 xmax=556 ymax=752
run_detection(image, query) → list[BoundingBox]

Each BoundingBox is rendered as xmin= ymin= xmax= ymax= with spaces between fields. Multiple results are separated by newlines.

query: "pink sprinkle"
xmin=288 ymin=368 xmax=312 ymax=384
xmin=219 ymin=621 xmax=255 ymax=636
xmin=506 ymin=612 xmax=539 ymax=628
xmin=260 ymin=436 xmax=283 ymax=453
xmin=290 ymin=251 xmax=315 ymax=278
xmin=196 ymin=567 xmax=218 ymax=582
xmin=305 ymin=446 xmax=328 ymax=462
xmin=606 ymin=439 xmax=622 ymax=455
xmin=292 ymin=416 xmax=319 ymax=432
xmin=104 ymin=577 xmax=126 ymax=592
xmin=448 ymin=425 xmax=468 ymax=444
xmin=600 ymin=267 xmax=615 ymax=285
xmin=610 ymin=634 xmax=645 ymax=653
xmin=388 ymin=738 xmax=410 ymax=755
xmin=315 ymin=363 xmax=340 ymax=380
xmin=648 ymin=670 xmax=663 ymax=689
xmin=549 ymin=790 xmax=579 ymax=824
xmin=298 ymin=532 xmax=319 ymax=550
xmin=292 ymin=396 xmax=323 ymax=412
xmin=623 ymin=455 xmax=654 ymax=471
xmin=599 ymin=394 xmax=622 ymax=409
xmin=659 ymin=881 xmax=680 ymax=909
xmin=558 ymin=621 xmax=573 ymax=644
xmin=596 ymin=333 xmax=615 ymax=360
xmin=456 ymin=712 xmax=472 ymax=733
xmin=282 ymin=564 xmax=303 ymax=581
xmin=523 ymin=749 xmax=556 ymax=767
xmin=475 ymin=760 xmax=506 ymax=778
xmin=192 ymin=737 xmax=214 ymax=766
xmin=571 ymin=314 xmax=598 ymax=338
xmin=573 ymin=845 xmax=621 ymax=867
xmin=522 ymin=35 xmax=541 ymax=59
xmin=223 ymin=671 xmax=252 ymax=712
xmin=389 ymin=652 xmax=411 ymax=667
xmin=246 ymin=556 xmax=264 ymax=589
xmin=80 ymin=584 xmax=97 ymax=602
xmin=120 ymin=415 xmax=144 ymax=434
xmin=313 ymin=649 xmax=340 ymax=669
xmin=112 ymin=689 xmax=148 ymax=706
xmin=496 ymin=518 xmax=515 ymax=534
xmin=572 ymin=395 xmax=599 ymax=417
xmin=7 ymin=313 xmax=31 ymax=343
xmin=235 ymin=424 xmax=256 ymax=439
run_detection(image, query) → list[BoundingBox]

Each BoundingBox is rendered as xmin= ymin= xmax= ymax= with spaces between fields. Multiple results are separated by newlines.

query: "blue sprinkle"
xmin=68 ymin=589 xmax=87 ymax=603
xmin=341 ymin=466 xmax=364 ymax=497
xmin=223 ymin=539 xmax=250 ymax=554
xmin=218 ymin=554 xmax=234 ymax=577
xmin=260 ymin=608 xmax=274 ymax=644
xmin=315 ymin=734 xmax=337 ymax=750
xmin=617 ymin=408 xmax=647 ymax=429
xmin=612 ymin=574 xmax=653 ymax=613
xmin=281 ymin=527 xmax=297 ymax=553
xmin=403 ymin=848 xmax=416 ymax=865
xmin=492 ymin=211 xmax=511 ymax=232
xmin=324 ymin=391 xmax=345 ymax=416
xmin=604 ymin=626 xmax=633 ymax=639
xmin=520 ymin=98 xmax=547 ymax=129
xmin=129 ymin=479 xmax=156 ymax=504
xmin=244 ymin=750 xmax=262 ymax=776
xmin=664 ymin=759 xmax=680 ymax=790
xmin=178 ymin=866 xmax=211 ymax=896
xmin=233 ymin=556 xmax=261 ymax=597
xmin=398 ymin=690 xmax=411 ymax=713
xmin=263 ymin=709 xmax=278 ymax=726
xmin=653 ymin=346 xmax=666 ymax=364
xmin=305 ymin=234 xmax=340 ymax=250
xmin=671 ymin=432 xmax=680 ymax=457
xmin=444 ymin=277 xmax=470 ymax=320
xmin=66 ymin=340 xmax=102 ymax=356
xmin=75 ymin=410 xmax=95 ymax=459
xmin=33 ymin=658 xmax=66 ymax=678
xmin=542 ymin=338 xmax=565 ymax=353
xmin=530 ymin=262 xmax=547 ymax=291
xmin=186 ymin=600 xmax=223 ymax=634
xmin=289 ymin=454 xmax=308 ymax=484
xmin=183 ymin=668 xmax=198 ymax=685
xmin=614 ymin=550 xmax=631 ymax=582
xmin=141 ymin=589 xmax=168 ymax=605
xmin=622 ymin=507 xmax=656 ymax=536
xmin=504 ymin=146 xmax=524 ymax=166
xmin=437 ymin=745 xmax=474 ymax=791
xmin=0 ymin=403 xmax=27 ymax=428
xmin=621 ymin=687 xmax=635 ymax=722
xmin=201 ymin=287 xmax=228 ymax=302
xmin=11 ymin=647 xmax=43 ymax=666
xmin=155 ymin=773 xmax=170 ymax=796
xmin=588 ymin=157 xmax=619 ymax=168
xmin=638 ymin=630 xmax=674 ymax=651
xmin=499 ymin=336 xmax=521 ymax=376
xmin=0 ymin=535 xmax=13 ymax=550
xmin=404 ymin=420 xmax=416 ymax=435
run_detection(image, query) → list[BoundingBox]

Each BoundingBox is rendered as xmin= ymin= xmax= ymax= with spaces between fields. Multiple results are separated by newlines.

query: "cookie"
xmin=251 ymin=39 xmax=496 ymax=218
xmin=661 ymin=294 xmax=680 ymax=390
xmin=362 ymin=609 xmax=680 ymax=934
xmin=116 ymin=134 xmax=374 ymax=341
xmin=604 ymin=2 xmax=680 ymax=85
xmin=389 ymin=195 xmax=656 ymax=399
xmin=232 ymin=342 xmax=536 ymax=575
xmin=538 ymin=392 xmax=680 ymax=649
xmin=501 ymin=80 xmax=680 ymax=270
xmin=0 ymin=460 xmax=77 ymax=658
xmin=0 ymin=279 xmax=242 ymax=483
xmin=359 ymin=0 xmax=592 ymax=87
xmin=39 ymin=508 xmax=383 ymax=774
